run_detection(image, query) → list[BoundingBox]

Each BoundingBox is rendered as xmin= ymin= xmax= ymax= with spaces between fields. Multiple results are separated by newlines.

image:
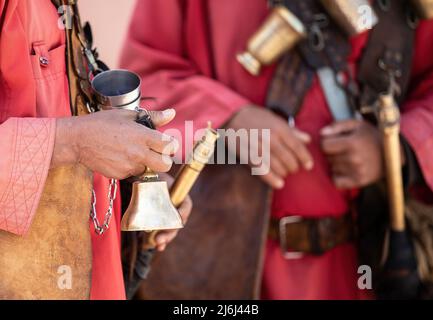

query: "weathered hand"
xmin=321 ymin=119 xmax=384 ymax=189
xmin=153 ymin=173 xmax=193 ymax=252
xmin=52 ymin=109 xmax=179 ymax=179
xmin=225 ymin=105 xmax=314 ymax=189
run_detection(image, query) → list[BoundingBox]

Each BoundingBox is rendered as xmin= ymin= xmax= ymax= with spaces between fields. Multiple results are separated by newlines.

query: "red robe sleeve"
xmin=0 ymin=1 xmax=57 ymax=235
xmin=0 ymin=118 xmax=56 ymax=236
xmin=119 ymin=0 xmax=250 ymax=158
xmin=401 ymin=20 xmax=433 ymax=192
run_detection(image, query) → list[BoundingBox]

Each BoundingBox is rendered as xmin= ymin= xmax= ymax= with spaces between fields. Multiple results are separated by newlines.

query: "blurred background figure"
xmin=80 ymin=0 xmax=135 ymax=67
xmin=80 ymin=0 xmax=433 ymax=300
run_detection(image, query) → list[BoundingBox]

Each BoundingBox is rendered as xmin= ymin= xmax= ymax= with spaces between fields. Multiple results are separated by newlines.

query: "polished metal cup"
xmin=237 ymin=6 xmax=306 ymax=76
xmin=92 ymin=69 xmax=142 ymax=111
xmin=91 ymin=69 xmax=183 ymax=232
xmin=320 ymin=0 xmax=378 ymax=36
xmin=411 ymin=0 xmax=433 ymax=19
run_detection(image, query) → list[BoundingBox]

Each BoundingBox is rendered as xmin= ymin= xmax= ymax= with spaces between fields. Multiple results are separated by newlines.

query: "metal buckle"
xmin=279 ymin=216 xmax=304 ymax=260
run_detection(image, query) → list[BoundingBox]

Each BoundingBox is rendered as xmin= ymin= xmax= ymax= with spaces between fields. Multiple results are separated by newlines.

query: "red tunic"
xmin=121 ymin=0 xmax=433 ymax=299
xmin=0 ymin=0 xmax=125 ymax=299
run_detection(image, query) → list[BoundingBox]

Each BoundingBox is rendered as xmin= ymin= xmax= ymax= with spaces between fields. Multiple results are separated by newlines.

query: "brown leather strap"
xmin=358 ymin=0 xmax=416 ymax=108
xmin=269 ymin=213 xmax=355 ymax=256
xmin=55 ymin=0 xmax=98 ymax=116
xmin=266 ymin=52 xmax=315 ymax=119
xmin=266 ymin=0 xmax=350 ymax=119
xmin=65 ymin=1 xmax=91 ymax=116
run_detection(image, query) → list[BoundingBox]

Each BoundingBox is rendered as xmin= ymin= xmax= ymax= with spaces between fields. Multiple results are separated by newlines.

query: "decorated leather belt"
xmin=269 ymin=213 xmax=355 ymax=259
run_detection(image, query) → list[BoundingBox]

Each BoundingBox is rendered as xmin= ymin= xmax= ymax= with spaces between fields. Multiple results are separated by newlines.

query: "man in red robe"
xmin=121 ymin=0 xmax=433 ymax=299
xmin=0 ymin=0 xmax=191 ymax=299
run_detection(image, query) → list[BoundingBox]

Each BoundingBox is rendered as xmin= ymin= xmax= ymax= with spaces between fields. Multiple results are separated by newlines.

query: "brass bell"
xmin=237 ymin=6 xmax=306 ymax=76
xmin=121 ymin=169 xmax=183 ymax=232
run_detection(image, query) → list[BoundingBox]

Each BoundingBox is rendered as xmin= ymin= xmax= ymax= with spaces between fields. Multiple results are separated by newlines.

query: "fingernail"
xmin=161 ymin=134 xmax=177 ymax=147
xmin=305 ymin=161 xmax=314 ymax=171
xmin=161 ymin=133 xmax=173 ymax=141
xmin=298 ymin=133 xmax=311 ymax=143
xmin=275 ymin=179 xmax=285 ymax=189
xmin=171 ymin=137 xmax=179 ymax=148
xmin=163 ymin=108 xmax=175 ymax=118
xmin=156 ymin=235 xmax=166 ymax=244
xmin=167 ymin=138 xmax=179 ymax=154
xmin=321 ymin=127 xmax=333 ymax=136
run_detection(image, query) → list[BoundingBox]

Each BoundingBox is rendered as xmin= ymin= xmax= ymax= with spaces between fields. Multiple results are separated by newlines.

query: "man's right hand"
xmin=52 ymin=109 xmax=179 ymax=179
xmin=225 ymin=105 xmax=314 ymax=189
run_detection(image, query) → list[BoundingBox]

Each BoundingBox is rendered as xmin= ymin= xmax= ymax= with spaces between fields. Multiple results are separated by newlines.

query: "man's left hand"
xmin=153 ymin=173 xmax=193 ymax=252
xmin=320 ymin=119 xmax=384 ymax=190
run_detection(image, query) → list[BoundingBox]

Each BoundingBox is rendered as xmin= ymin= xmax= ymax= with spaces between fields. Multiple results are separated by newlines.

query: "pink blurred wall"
xmin=79 ymin=0 xmax=136 ymax=68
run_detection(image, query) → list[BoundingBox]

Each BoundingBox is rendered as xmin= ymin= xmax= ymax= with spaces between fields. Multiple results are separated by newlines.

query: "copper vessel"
xmin=320 ymin=0 xmax=378 ymax=36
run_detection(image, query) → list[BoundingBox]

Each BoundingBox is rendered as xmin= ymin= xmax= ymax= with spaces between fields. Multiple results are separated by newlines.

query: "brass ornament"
xmin=411 ymin=0 xmax=433 ymax=19
xmin=377 ymin=93 xmax=405 ymax=232
xmin=147 ymin=123 xmax=220 ymax=247
xmin=319 ymin=0 xmax=378 ymax=36
xmin=237 ymin=6 xmax=306 ymax=76
xmin=170 ymin=123 xmax=220 ymax=208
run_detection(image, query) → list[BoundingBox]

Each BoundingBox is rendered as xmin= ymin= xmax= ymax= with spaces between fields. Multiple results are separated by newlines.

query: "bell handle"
xmin=137 ymin=167 xmax=159 ymax=182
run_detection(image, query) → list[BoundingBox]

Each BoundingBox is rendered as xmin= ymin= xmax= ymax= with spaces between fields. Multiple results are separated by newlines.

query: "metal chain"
xmin=90 ymin=178 xmax=118 ymax=235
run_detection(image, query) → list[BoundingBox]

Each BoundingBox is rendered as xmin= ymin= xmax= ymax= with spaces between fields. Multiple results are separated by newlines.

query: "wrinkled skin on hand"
xmin=52 ymin=109 xmax=179 ymax=179
xmin=53 ymin=108 xmax=190 ymax=252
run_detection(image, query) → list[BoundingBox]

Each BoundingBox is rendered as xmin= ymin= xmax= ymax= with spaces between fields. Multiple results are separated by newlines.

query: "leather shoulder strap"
xmin=63 ymin=0 xmax=93 ymax=116
xmin=53 ymin=0 xmax=102 ymax=116
xmin=266 ymin=0 xmax=351 ymax=119
xmin=358 ymin=0 xmax=417 ymax=107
